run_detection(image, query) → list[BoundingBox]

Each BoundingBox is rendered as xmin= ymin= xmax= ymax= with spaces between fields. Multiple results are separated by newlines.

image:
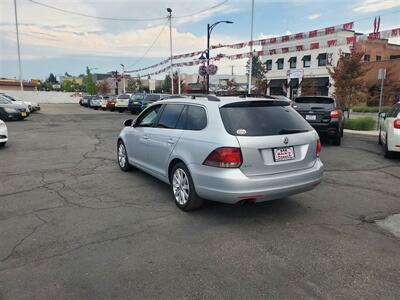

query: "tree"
xmin=97 ymin=80 xmax=111 ymax=95
xmin=48 ymin=73 xmax=57 ymax=84
xmin=64 ymin=72 xmax=71 ymax=77
xmin=85 ymin=67 xmax=98 ymax=95
xmin=247 ymin=55 xmax=268 ymax=94
xmin=301 ymin=79 xmax=319 ymax=96
xmin=328 ymin=48 xmax=369 ymax=117
xmin=221 ymin=79 xmax=239 ymax=93
xmin=126 ymin=78 xmax=143 ymax=93
xmin=162 ymin=74 xmax=171 ymax=93
xmin=367 ymin=66 xmax=400 ymax=106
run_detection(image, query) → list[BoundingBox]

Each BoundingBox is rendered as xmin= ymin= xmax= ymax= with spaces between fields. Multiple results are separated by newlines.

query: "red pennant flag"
xmin=270 ymin=37 xmax=277 ymax=43
xmin=310 ymin=42 xmax=319 ymax=49
xmin=346 ymin=36 xmax=356 ymax=44
xmin=325 ymin=27 xmax=335 ymax=34
xmin=269 ymin=49 xmax=276 ymax=55
xmin=282 ymin=47 xmax=289 ymax=53
xmin=282 ymin=35 xmax=289 ymax=42
xmin=327 ymin=39 xmax=337 ymax=47
xmin=295 ymin=33 xmax=303 ymax=39
xmin=368 ymin=32 xmax=380 ymax=40
xmin=343 ymin=22 xmax=354 ymax=30
xmin=309 ymin=30 xmax=318 ymax=38
xmin=296 ymin=45 xmax=304 ymax=51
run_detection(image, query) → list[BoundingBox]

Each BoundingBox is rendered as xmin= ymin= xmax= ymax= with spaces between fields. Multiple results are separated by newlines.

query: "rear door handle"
xmin=143 ymin=135 xmax=149 ymax=140
xmin=167 ymin=138 xmax=175 ymax=145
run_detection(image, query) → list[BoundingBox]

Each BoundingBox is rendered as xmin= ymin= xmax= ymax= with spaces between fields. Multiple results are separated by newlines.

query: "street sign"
xmin=378 ymin=68 xmax=386 ymax=80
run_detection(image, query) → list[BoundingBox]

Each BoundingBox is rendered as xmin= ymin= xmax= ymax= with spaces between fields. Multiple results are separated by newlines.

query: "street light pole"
xmin=120 ymin=64 xmax=126 ymax=94
xmin=248 ymin=0 xmax=255 ymax=95
xmin=206 ymin=20 xmax=233 ymax=94
xmin=167 ymin=8 xmax=174 ymax=95
xmin=13 ymin=0 xmax=23 ymax=92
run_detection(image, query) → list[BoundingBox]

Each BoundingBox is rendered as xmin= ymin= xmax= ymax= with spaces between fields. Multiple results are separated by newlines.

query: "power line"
xmin=28 ymin=0 xmax=230 ymax=22
xmin=126 ymin=20 xmax=169 ymax=69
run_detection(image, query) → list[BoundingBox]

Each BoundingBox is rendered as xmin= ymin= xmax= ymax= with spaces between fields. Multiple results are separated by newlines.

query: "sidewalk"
xmin=344 ymin=129 xmax=379 ymax=136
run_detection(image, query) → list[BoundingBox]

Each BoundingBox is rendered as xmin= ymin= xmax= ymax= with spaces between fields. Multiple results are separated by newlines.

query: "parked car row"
xmin=0 ymin=93 xmax=40 ymax=147
xmin=79 ymin=93 xmax=171 ymax=114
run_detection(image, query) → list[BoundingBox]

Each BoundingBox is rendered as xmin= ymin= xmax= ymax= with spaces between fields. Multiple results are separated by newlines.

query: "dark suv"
xmin=292 ymin=96 xmax=344 ymax=145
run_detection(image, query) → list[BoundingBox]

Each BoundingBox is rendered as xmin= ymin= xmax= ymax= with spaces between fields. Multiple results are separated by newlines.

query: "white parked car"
xmin=115 ymin=94 xmax=131 ymax=113
xmin=0 ymin=120 xmax=8 ymax=146
xmin=0 ymin=93 xmax=39 ymax=112
xmin=379 ymin=101 xmax=400 ymax=158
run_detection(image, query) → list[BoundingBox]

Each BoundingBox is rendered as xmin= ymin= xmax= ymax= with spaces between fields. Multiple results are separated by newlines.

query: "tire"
xmin=171 ymin=163 xmax=203 ymax=211
xmin=117 ymin=141 xmax=132 ymax=171
xmin=332 ymin=134 xmax=341 ymax=146
xmin=0 ymin=142 xmax=6 ymax=147
xmin=102 ymin=108 xmax=106 ymax=111
xmin=378 ymin=130 xmax=382 ymax=145
xmin=384 ymin=136 xmax=395 ymax=159
xmin=118 ymin=109 xmax=124 ymax=113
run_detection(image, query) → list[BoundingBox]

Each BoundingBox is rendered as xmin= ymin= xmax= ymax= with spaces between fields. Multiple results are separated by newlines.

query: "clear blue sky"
xmin=1 ymin=0 xmax=399 ymax=80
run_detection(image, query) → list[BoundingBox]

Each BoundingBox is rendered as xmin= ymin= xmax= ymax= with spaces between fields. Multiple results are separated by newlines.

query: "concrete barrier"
xmin=0 ymin=90 xmax=80 ymax=104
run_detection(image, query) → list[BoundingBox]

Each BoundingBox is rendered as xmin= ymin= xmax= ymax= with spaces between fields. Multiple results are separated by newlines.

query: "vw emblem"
xmin=283 ymin=136 xmax=289 ymax=144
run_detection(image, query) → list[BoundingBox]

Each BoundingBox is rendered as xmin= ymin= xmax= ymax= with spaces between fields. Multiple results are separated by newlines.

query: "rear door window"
xmin=156 ymin=104 xmax=184 ymax=129
xmin=176 ymin=105 xmax=207 ymax=130
xmin=220 ymin=101 xmax=312 ymax=136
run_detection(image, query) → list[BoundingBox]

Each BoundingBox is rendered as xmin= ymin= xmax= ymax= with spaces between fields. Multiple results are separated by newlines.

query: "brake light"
xmin=330 ymin=110 xmax=340 ymax=119
xmin=394 ymin=119 xmax=400 ymax=129
xmin=203 ymin=147 xmax=242 ymax=168
xmin=316 ymin=139 xmax=321 ymax=157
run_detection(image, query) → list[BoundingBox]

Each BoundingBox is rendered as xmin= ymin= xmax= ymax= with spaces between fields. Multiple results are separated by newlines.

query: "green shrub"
xmin=344 ymin=117 xmax=376 ymax=131
xmin=352 ymin=105 xmax=390 ymax=113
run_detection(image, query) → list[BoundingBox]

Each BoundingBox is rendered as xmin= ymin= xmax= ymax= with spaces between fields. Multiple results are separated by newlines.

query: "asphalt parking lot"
xmin=1 ymin=104 xmax=400 ymax=299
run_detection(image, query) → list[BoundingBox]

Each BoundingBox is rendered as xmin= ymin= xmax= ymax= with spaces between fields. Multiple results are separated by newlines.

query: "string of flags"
xmin=126 ymin=21 xmax=355 ymax=73
xmin=130 ymin=26 xmax=400 ymax=78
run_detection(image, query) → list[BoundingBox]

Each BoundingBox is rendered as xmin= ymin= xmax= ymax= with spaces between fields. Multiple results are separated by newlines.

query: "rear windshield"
xmin=220 ymin=101 xmax=312 ymax=136
xmin=145 ymin=95 xmax=161 ymax=102
xmin=118 ymin=95 xmax=130 ymax=99
xmin=295 ymin=97 xmax=334 ymax=104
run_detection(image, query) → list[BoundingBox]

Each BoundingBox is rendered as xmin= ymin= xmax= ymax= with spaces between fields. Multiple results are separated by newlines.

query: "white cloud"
xmin=307 ymin=13 xmax=321 ymax=20
xmin=353 ymin=0 xmax=400 ymax=13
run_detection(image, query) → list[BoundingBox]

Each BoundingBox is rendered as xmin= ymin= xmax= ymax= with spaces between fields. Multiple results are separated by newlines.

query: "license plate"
xmin=21 ymin=112 xmax=27 ymax=117
xmin=273 ymin=147 xmax=295 ymax=162
xmin=306 ymin=114 xmax=316 ymax=121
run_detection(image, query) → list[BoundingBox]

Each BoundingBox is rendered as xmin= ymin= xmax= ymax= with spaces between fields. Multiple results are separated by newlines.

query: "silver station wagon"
xmin=117 ymin=95 xmax=323 ymax=211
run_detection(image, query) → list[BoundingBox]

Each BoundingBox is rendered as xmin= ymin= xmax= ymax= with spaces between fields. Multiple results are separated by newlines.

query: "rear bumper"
xmin=189 ymin=159 xmax=324 ymax=204
xmin=309 ymin=122 xmax=340 ymax=136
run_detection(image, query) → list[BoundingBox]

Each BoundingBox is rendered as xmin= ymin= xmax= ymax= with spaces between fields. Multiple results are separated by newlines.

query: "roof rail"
xmin=184 ymin=94 xmax=220 ymax=102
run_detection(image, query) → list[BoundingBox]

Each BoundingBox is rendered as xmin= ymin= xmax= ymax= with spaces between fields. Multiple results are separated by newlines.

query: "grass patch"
xmin=344 ymin=117 xmax=376 ymax=131
xmin=352 ymin=105 xmax=390 ymax=113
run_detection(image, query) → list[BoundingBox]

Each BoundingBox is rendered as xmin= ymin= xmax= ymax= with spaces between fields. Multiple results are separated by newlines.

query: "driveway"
xmin=1 ymin=104 xmax=399 ymax=299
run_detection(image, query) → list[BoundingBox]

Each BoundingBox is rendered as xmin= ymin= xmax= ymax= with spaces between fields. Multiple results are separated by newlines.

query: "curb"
xmin=344 ymin=129 xmax=379 ymax=137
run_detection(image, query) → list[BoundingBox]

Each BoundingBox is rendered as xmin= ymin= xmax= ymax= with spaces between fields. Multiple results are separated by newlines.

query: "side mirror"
xmin=123 ymin=119 xmax=134 ymax=127
xmin=379 ymin=112 xmax=386 ymax=119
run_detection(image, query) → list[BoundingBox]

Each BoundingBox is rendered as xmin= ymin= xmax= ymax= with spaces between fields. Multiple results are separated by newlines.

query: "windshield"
xmin=220 ymin=101 xmax=312 ymax=136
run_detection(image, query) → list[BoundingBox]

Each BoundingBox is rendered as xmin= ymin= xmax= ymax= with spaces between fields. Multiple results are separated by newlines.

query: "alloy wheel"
xmin=118 ymin=143 xmax=127 ymax=168
xmin=172 ymin=168 xmax=190 ymax=205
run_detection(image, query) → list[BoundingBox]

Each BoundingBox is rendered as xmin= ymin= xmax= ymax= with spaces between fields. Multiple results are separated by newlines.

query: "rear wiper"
xmin=279 ymin=128 xmax=309 ymax=134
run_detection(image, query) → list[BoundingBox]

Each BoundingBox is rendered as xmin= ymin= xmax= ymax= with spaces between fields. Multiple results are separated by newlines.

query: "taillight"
xmin=330 ymin=110 xmax=340 ymax=119
xmin=394 ymin=119 xmax=400 ymax=129
xmin=316 ymin=139 xmax=321 ymax=157
xmin=203 ymin=147 xmax=242 ymax=168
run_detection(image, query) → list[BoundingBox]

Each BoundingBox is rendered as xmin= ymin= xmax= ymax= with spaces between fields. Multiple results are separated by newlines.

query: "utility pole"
xmin=378 ymin=68 xmax=386 ymax=128
xmin=120 ymin=64 xmax=126 ymax=94
xmin=14 ymin=0 xmax=23 ymax=92
xmin=177 ymin=69 xmax=181 ymax=95
xmin=248 ymin=0 xmax=255 ymax=95
xmin=167 ymin=8 xmax=174 ymax=95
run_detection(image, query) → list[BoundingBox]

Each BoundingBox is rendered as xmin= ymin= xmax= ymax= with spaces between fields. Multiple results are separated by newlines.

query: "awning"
xmin=302 ymin=55 xmax=311 ymax=61
xmin=289 ymin=78 xmax=299 ymax=87
xmin=288 ymin=57 xmax=297 ymax=62
xmin=269 ymin=79 xmax=287 ymax=87
xmin=301 ymin=77 xmax=329 ymax=87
